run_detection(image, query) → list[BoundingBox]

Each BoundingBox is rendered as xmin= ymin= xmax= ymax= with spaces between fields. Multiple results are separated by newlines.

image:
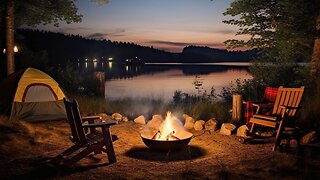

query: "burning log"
xmin=140 ymin=111 xmax=193 ymax=151
xmin=152 ymin=131 xmax=162 ymax=140
xmin=151 ymin=130 xmax=181 ymax=141
xmin=166 ymin=131 xmax=180 ymax=141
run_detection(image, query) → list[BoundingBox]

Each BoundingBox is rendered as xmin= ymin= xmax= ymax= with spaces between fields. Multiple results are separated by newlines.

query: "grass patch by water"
xmin=69 ymin=95 xmax=231 ymax=122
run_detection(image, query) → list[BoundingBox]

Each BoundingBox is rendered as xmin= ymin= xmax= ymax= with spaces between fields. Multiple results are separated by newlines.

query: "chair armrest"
xmin=253 ymin=103 xmax=274 ymax=115
xmin=82 ymin=115 xmax=101 ymax=122
xmin=253 ymin=103 xmax=274 ymax=109
xmin=82 ymin=120 xmax=117 ymax=128
xmin=253 ymin=114 xmax=278 ymax=121
xmin=243 ymin=101 xmax=262 ymax=105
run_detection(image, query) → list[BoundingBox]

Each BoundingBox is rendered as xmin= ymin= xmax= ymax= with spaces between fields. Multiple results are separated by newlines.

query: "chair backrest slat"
xmin=64 ymin=98 xmax=87 ymax=145
xmin=64 ymin=99 xmax=78 ymax=142
xmin=273 ymin=86 xmax=284 ymax=115
xmin=272 ymin=86 xmax=304 ymax=117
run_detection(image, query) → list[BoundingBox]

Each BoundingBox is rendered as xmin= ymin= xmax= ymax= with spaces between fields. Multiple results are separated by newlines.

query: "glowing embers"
xmin=141 ymin=112 xmax=193 ymax=151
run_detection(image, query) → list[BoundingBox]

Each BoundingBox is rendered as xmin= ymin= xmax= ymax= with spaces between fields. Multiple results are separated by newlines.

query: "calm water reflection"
xmin=101 ymin=63 xmax=252 ymax=101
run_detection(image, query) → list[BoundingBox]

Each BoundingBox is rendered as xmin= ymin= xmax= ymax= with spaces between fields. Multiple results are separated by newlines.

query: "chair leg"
xmin=294 ymin=130 xmax=301 ymax=155
xmin=102 ymin=127 xmax=116 ymax=163
xmin=51 ymin=144 xmax=81 ymax=163
xmin=273 ymin=120 xmax=284 ymax=151
xmin=65 ymin=144 xmax=102 ymax=166
xmin=250 ymin=123 xmax=255 ymax=133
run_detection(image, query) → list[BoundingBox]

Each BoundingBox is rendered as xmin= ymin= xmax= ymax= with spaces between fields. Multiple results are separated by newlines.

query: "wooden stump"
xmin=94 ymin=71 xmax=105 ymax=97
xmin=232 ymin=93 xmax=242 ymax=123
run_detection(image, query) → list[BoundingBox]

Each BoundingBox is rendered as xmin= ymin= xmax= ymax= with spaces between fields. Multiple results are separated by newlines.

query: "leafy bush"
xmin=16 ymin=48 xmax=49 ymax=69
xmin=46 ymin=65 xmax=101 ymax=97
xmin=220 ymin=78 xmax=266 ymax=103
xmin=171 ymin=87 xmax=229 ymax=122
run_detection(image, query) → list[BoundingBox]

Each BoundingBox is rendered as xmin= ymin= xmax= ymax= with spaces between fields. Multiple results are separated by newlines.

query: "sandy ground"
xmin=1 ymin=120 xmax=320 ymax=179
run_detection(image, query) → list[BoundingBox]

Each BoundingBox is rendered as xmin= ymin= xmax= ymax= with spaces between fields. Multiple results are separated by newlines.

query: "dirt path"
xmin=1 ymin=121 xmax=319 ymax=179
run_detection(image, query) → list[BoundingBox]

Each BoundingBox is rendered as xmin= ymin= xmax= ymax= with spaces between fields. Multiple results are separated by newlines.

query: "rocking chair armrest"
xmin=82 ymin=120 xmax=117 ymax=128
xmin=252 ymin=114 xmax=278 ymax=121
xmin=243 ymin=101 xmax=262 ymax=105
xmin=253 ymin=103 xmax=274 ymax=109
xmin=251 ymin=103 xmax=274 ymax=114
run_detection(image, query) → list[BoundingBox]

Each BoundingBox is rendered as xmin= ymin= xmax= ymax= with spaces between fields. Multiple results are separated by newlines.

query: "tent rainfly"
xmin=0 ymin=68 xmax=66 ymax=121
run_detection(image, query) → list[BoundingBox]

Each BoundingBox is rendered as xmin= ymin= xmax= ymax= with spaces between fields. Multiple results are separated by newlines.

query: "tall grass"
xmin=71 ymin=95 xmax=168 ymax=119
xmin=68 ymin=94 xmax=231 ymax=122
xmin=0 ymin=116 xmax=42 ymax=159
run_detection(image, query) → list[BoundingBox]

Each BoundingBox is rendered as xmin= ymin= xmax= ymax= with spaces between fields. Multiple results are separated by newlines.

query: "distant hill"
xmin=16 ymin=29 xmax=257 ymax=66
xmin=181 ymin=46 xmax=258 ymax=63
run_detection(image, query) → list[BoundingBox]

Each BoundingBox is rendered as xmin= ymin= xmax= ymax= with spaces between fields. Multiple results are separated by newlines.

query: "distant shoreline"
xmin=145 ymin=62 xmax=308 ymax=67
xmin=145 ymin=62 xmax=252 ymax=67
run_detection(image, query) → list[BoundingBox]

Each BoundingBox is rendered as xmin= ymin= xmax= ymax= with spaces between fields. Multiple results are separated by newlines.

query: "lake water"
xmin=100 ymin=62 xmax=253 ymax=101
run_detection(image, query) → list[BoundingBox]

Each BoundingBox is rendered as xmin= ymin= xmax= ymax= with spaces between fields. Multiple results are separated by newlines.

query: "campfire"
xmin=141 ymin=112 xmax=193 ymax=151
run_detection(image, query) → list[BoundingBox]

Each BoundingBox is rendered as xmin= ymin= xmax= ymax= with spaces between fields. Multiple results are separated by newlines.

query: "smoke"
xmin=119 ymin=98 xmax=166 ymax=120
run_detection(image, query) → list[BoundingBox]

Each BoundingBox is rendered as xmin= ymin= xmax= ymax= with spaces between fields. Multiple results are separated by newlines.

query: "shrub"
xmin=46 ymin=65 xmax=101 ymax=97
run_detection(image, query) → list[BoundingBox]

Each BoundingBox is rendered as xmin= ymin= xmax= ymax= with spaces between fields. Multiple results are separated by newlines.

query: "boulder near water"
xmin=194 ymin=120 xmax=205 ymax=131
xmin=205 ymin=118 xmax=218 ymax=132
xmin=220 ymin=123 xmax=236 ymax=135
xmin=134 ymin=115 xmax=146 ymax=125
xmin=183 ymin=114 xmax=195 ymax=130
xmin=112 ymin=113 xmax=123 ymax=122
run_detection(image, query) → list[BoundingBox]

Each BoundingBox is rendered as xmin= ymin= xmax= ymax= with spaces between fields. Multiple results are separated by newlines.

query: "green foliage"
xmin=72 ymin=96 xmax=168 ymax=120
xmin=220 ymin=78 xmax=265 ymax=103
xmin=70 ymin=95 xmax=113 ymax=116
xmin=223 ymin=0 xmax=278 ymax=48
xmin=171 ymin=80 xmax=227 ymax=121
xmin=172 ymin=75 xmax=218 ymax=105
xmin=70 ymin=92 xmax=230 ymax=122
xmin=181 ymin=102 xmax=230 ymax=122
xmin=46 ymin=65 xmax=101 ymax=97
xmin=16 ymin=48 xmax=48 ymax=69
xmin=223 ymin=0 xmax=317 ymax=50
xmin=0 ymin=0 xmax=82 ymax=27
xmin=249 ymin=60 xmax=309 ymax=87
xmin=223 ymin=0 xmax=318 ymax=94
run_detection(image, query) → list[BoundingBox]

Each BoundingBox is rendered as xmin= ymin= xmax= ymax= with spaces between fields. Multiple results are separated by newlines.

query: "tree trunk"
xmin=310 ymin=13 xmax=320 ymax=80
xmin=5 ymin=0 xmax=15 ymax=75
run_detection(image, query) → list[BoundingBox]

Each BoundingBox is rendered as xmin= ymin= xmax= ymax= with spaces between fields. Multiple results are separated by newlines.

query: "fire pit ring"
xmin=141 ymin=133 xmax=193 ymax=152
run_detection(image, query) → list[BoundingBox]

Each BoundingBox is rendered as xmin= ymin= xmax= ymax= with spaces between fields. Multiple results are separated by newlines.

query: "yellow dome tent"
xmin=0 ymin=68 xmax=66 ymax=121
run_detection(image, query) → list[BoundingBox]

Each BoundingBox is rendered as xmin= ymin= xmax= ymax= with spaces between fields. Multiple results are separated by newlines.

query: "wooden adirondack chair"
xmin=249 ymin=86 xmax=305 ymax=151
xmin=52 ymin=98 xmax=117 ymax=166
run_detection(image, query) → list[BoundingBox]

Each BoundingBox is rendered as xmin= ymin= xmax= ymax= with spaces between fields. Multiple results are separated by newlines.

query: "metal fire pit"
xmin=141 ymin=131 xmax=193 ymax=151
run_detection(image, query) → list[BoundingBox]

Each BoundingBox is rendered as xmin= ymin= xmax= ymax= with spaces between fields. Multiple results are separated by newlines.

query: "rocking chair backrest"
xmin=272 ymin=86 xmax=305 ymax=117
xmin=263 ymin=86 xmax=279 ymax=103
xmin=64 ymin=98 xmax=88 ymax=145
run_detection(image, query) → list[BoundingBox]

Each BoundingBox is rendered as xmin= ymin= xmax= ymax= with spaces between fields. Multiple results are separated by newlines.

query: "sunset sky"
xmin=37 ymin=0 xmax=248 ymax=52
